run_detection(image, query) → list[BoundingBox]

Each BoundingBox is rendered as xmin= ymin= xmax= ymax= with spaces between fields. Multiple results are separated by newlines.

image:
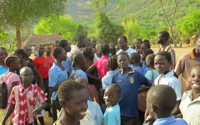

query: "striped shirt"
xmin=159 ymin=45 xmax=176 ymax=70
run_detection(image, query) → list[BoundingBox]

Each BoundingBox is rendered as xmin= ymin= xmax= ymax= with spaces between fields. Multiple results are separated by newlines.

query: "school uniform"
xmin=129 ymin=64 xmax=143 ymax=73
xmin=153 ymin=116 xmax=187 ymax=125
xmin=102 ymin=70 xmax=118 ymax=89
xmin=112 ymin=68 xmax=152 ymax=125
xmin=145 ymin=69 xmax=160 ymax=85
xmin=116 ymin=47 xmax=137 ymax=56
xmin=142 ymin=61 xmax=150 ymax=75
xmin=0 ymin=65 xmax=8 ymax=75
xmin=74 ymin=69 xmax=88 ymax=81
xmin=104 ymin=104 xmax=121 ymax=125
xmin=62 ymin=56 xmax=74 ymax=77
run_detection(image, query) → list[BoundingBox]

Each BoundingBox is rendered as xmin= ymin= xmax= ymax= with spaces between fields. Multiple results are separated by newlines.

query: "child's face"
xmin=24 ymin=46 xmax=32 ymax=57
xmin=46 ymin=46 xmax=52 ymax=54
xmin=0 ymin=49 xmax=8 ymax=63
xmin=12 ymin=58 xmax=21 ymax=71
xmin=146 ymin=57 xmax=151 ymax=67
xmin=189 ymin=67 xmax=200 ymax=93
xmin=129 ymin=56 xmax=135 ymax=64
xmin=38 ymin=45 xmax=45 ymax=55
xmin=140 ymin=44 xmax=147 ymax=54
xmin=64 ymin=88 xmax=88 ymax=120
xmin=117 ymin=55 xmax=129 ymax=69
xmin=115 ymin=45 xmax=120 ymax=53
xmin=154 ymin=55 xmax=171 ymax=74
xmin=60 ymin=49 xmax=67 ymax=61
xmin=109 ymin=47 xmax=115 ymax=55
xmin=131 ymin=44 xmax=135 ymax=50
xmin=157 ymin=33 xmax=165 ymax=44
xmin=142 ymin=52 xmax=146 ymax=61
xmin=20 ymin=68 xmax=34 ymax=85
xmin=104 ymin=87 xmax=120 ymax=108
xmin=135 ymin=40 xmax=141 ymax=49
xmin=64 ymin=42 xmax=71 ymax=53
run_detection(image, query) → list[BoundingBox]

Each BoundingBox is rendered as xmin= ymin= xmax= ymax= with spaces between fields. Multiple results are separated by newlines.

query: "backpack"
xmin=0 ymin=73 xmax=12 ymax=109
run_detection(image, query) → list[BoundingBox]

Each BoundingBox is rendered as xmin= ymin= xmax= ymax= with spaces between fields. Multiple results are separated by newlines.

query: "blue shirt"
xmin=75 ymin=69 xmax=88 ymax=82
xmin=129 ymin=64 xmax=143 ymax=73
xmin=145 ymin=69 xmax=160 ymax=84
xmin=112 ymin=68 xmax=152 ymax=117
xmin=49 ymin=63 xmax=68 ymax=100
xmin=153 ymin=116 xmax=187 ymax=125
xmin=0 ymin=65 xmax=8 ymax=75
xmin=116 ymin=47 xmax=137 ymax=56
xmin=142 ymin=61 xmax=150 ymax=75
xmin=62 ymin=56 xmax=74 ymax=77
xmin=88 ymin=100 xmax=103 ymax=125
xmin=102 ymin=70 xmax=118 ymax=89
xmin=104 ymin=104 xmax=120 ymax=125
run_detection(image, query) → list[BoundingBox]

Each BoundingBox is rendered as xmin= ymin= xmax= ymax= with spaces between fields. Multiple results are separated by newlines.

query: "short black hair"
xmin=159 ymin=31 xmax=170 ymax=41
xmin=58 ymin=40 xmax=69 ymax=48
xmin=55 ymin=40 xmax=59 ymax=44
xmin=99 ymin=43 xmax=110 ymax=55
xmin=36 ymin=44 xmax=43 ymax=50
xmin=14 ymin=49 xmax=26 ymax=58
xmin=142 ymin=42 xmax=150 ymax=49
xmin=142 ymin=49 xmax=154 ymax=56
xmin=73 ymin=53 xmax=83 ymax=65
xmin=195 ymin=31 xmax=200 ymax=41
xmin=156 ymin=51 xmax=171 ymax=62
xmin=0 ymin=47 xmax=7 ymax=51
xmin=52 ymin=47 xmax=64 ymax=59
xmin=143 ymin=39 xmax=150 ymax=43
xmin=130 ymin=53 xmax=141 ymax=63
xmin=107 ymin=83 xmax=121 ymax=96
xmin=136 ymin=39 xmax=142 ymax=43
xmin=58 ymin=80 xmax=85 ymax=101
xmin=117 ymin=52 xmax=129 ymax=60
xmin=147 ymin=85 xmax=176 ymax=114
xmin=190 ymin=62 xmax=200 ymax=74
xmin=76 ymin=35 xmax=87 ymax=42
xmin=119 ymin=36 xmax=127 ymax=42
xmin=5 ymin=55 xmax=19 ymax=67
xmin=83 ymin=47 xmax=93 ymax=58
xmin=107 ymin=55 xmax=118 ymax=70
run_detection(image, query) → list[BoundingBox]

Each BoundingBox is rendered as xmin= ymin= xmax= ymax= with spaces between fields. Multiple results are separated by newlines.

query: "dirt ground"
xmin=37 ymin=45 xmax=194 ymax=125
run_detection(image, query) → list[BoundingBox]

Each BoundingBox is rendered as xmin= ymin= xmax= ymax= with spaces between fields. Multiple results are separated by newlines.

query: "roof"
xmin=22 ymin=33 xmax=71 ymax=47
xmin=189 ymin=35 xmax=195 ymax=40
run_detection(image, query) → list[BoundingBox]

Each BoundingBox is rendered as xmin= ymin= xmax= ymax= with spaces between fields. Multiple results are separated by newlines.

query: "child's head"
xmin=109 ymin=42 xmax=115 ymax=47
xmin=146 ymin=54 xmax=155 ymax=68
xmin=75 ymin=78 xmax=89 ymax=95
xmin=107 ymin=55 xmax=118 ymax=71
xmin=13 ymin=49 xmax=26 ymax=60
xmin=143 ymin=39 xmax=150 ymax=43
xmin=131 ymin=44 xmax=136 ymax=50
xmin=52 ymin=47 xmax=67 ymax=61
xmin=0 ymin=47 xmax=8 ymax=63
xmin=146 ymin=85 xmax=176 ymax=118
xmin=5 ymin=56 xmax=21 ymax=71
xmin=73 ymin=53 xmax=85 ymax=66
xmin=189 ymin=63 xmax=200 ymax=93
xmin=135 ymin=39 xmax=142 ymax=49
xmin=58 ymin=80 xmax=88 ymax=120
xmin=76 ymin=35 xmax=88 ymax=48
xmin=83 ymin=47 xmax=94 ymax=60
xmin=99 ymin=43 xmax=110 ymax=55
xmin=118 ymin=36 xmax=128 ymax=50
xmin=23 ymin=46 xmax=32 ymax=58
xmin=104 ymin=83 xmax=121 ymax=108
xmin=115 ymin=45 xmax=120 ymax=53
xmin=129 ymin=53 xmax=141 ymax=65
xmin=45 ymin=45 xmax=52 ymax=54
xmin=109 ymin=45 xmax=116 ymax=55
xmin=91 ymin=37 xmax=97 ymax=48
xmin=140 ymin=42 xmax=150 ymax=54
xmin=157 ymin=31 xmax=169 ymax=44
xmin=154 ymin=51 xmax=171 ymax=74
xmin=20 ymin=67 xmax=34 ymax=85
xmin=142 ymin=49 xmax=153 ymax=61
xmin=87 ymin=39 xmax=92 ymax=47
xmin=117 ymin=52 xmax=129 ymax=69
xmin=58 ymin=40 xmax=71 ymax=53
xmin=55 ymin=40 xmax=59 ymax=47
xmin=36 ymin=44 xmax=45 ymax=55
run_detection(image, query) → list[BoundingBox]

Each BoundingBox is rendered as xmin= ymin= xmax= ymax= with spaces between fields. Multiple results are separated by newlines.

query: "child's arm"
xmin=2 ymin=104 xmax=15 ymax=125
xmin=9 ymin=82 xmax=18 ymax=95
xmin=137 ymin=71 xmax=152 ymax=87
xmin=32 ymin=101 xmax=48 ymax=115
xmin=86 ymin=65 xmax=101 ymax=81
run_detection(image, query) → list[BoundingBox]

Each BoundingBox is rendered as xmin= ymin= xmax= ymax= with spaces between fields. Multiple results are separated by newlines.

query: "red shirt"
xmin=33 ymin=57 xmax=49 ymax=79
xmin=44 ymin=55 xmax=55 ymax=68
xmin=93 ymin=56 xmax=109 ymax=79
xmin=8 ymin=84 xmax=47 ymax=125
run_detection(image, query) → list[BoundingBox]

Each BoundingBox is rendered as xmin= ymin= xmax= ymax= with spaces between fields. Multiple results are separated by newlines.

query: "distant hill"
xmin=65 ymin=0 xmax=200 ymax=28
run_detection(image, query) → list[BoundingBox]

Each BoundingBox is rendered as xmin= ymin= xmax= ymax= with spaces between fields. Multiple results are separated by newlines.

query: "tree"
xmin=100 ymin=0 xmax=109 ymax=13
xmin=0 ymin=27 xmax=8 ymax=43
xmin=72 ymin=24 xmax=87 ymax=43
xmin=0 ymin=0 xmax=68 ymax=48
xmin=92 ymin=0 xmax=101 ymax=11
xmin=118 ymin=1 xmax=125 ymax=23
xmin=34 ymin=15 xmax=77 ymax=41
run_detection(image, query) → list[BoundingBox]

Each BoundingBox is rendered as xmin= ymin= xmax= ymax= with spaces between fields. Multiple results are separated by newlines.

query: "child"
xmin=176 ymin=63 xmax=200 ymax=125
xmin=75 ymin=78 xmax=103 ymax=125
xmin=142 ymin=49 xmax=154 ymax=74
xmin=102 ymin=55 xmax=118 ymax=89
xmin=0 ymin=56 xmax=21 ymax=125
xmin=135 ymin=39 xmax=142 ymax=53
xmin=23 ymin=46 xmax=33 ymax=63
xmin=2 ymin=67 xmax=48 ymax=125
xmin=104 ymin=84 xmax=121 ymax=125
xmin=145 ymin=85 xmax=187 ymax=125
xmin=49 ymin=47 xmax=69 ymax=122
xmin=157 ymin=31 xmax=176 ymax=70
xmin=145 ymin=54 xmax=160 ymax=84
xmin=154 ymin=51 xmax=182 ymax=115
xmin=129 ymin=53 xmax=143 ymax=73
xmin=54 ymin=80 xmax=94 ymax=125
xmin=130 ymin=44 xmax=136 ymax=50
xmin=0 ymin=47 xmax=8 ymax=75
xmin=115 ymin=45 xmax=120 ymax=53
xmin=45 ymin=45 xmax=55 ymax=68
xmin=109 ymin=45 xmax=116 ymax=56
xmin=112 ymin=52 xmax=152 ymax=125
xmin=140 ymin=42 xmax=151 ymax=54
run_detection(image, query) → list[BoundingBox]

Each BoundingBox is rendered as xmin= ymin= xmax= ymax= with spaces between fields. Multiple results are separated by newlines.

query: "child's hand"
xmin=32 ymin=107 xmax=42 ymax=115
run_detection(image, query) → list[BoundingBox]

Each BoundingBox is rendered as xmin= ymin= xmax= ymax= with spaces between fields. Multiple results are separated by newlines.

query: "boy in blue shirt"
xmin=112 ymin=52 xmax=152 ymax=125
xmin=142 ymin=49 xmax=154 ymax=74
xmin=129 ymin=53 xmax=143 ymax=73
xmin=145 ymin=85 xmax=187 ymax=125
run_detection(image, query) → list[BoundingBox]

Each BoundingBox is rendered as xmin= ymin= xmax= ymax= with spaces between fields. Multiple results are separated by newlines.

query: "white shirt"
xmin=116 ymin=47 xmax=137 ymax=56
xmin=154 ymin=70 xmax=182 ymax=101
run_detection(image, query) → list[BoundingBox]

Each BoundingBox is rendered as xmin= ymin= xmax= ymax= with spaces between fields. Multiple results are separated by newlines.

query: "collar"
xmin=19 ymin=84 xmax=33 ymax=92
xmin=190 ymin=48 xmax=197 ymax=59
xmin=120 ymin=67 xmax=135 ymax=75
xmin=0 ymin=65 xmax=7 ymax=69
xmin=101 ymin=56 xmax=109 ymax=59
xmin=106 ymin=70 xmax=118 ymax=75
xmin=119 ymin=47 xmax=130 ymax=53
xmin=162 ymin=70 xmax=174 ymax=78
xmin=185 ymin=90 xmax=200 ymax=102
xmin=154 ymin=116 xmax=176 ymax=125
xmin=52 ymin=62 xmax=63 ymax=72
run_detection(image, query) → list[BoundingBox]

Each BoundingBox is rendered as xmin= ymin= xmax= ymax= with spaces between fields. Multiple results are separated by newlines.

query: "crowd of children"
xmin=1 ymin=30 xmax=200 ymax=125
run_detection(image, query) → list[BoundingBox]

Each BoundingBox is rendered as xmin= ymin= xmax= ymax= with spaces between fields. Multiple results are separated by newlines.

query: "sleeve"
xmin=169 ymin=78 xmax=182 ymax=101
xmin=95 ymin=103 xmax=104 ymax=125
xmin=179 ymin=92 xmax=187 ymax=114
xmin=145 ymin=71 xmax=152 ymax=81
xmin=48 ymin=69 xmax=58 ymax=87
xmin=102 ymin=77 xmax=107 ymax=89
xmin=82 ymin=72 xmax=88 ymax=82
xmin=36 ymin=86 xmax=47 ymax=104
xmin=67 ymin=57 xmax=73 ymax=75
xmin=107 ymin=110 xmax=118 ymax=125
xmin=137 ymin=71 xmax=152 ymax=87
xmin=174 ymin=55 xmax=184 ymax=76
xmin=8 ymin=87 xmax=16 ymax=104
xmin=8 ymin=74 xmax=21 ymax=85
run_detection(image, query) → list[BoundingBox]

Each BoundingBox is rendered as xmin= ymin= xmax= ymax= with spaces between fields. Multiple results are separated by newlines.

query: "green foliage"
xmin=72 ymin=24 xmax=87 ymax=43
xmin=0 ymin=27 xmax=8 ymax=42
xmin=94 ymin=11 xmax=125 ymax=44
xmin=34 ymin=15 xmax=77 ymax=41
xmin=92 ymin=0 xmax=101 ymax=11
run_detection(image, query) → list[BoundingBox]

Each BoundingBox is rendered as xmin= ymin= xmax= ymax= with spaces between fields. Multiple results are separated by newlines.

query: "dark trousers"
xmin=121 ymin=115 xmax=140 ymax=125
xmin=43 ymin=78 xmax=51 ymax=112
xmin=53 ymin=97 xmax=61 ymax=122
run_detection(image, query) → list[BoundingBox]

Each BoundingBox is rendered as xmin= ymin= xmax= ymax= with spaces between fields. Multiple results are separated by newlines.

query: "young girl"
xmin=49 ymin=47 xmax=69 ymax=122
xmin=23 ymin=46 xmax=33 ymax=63
xmin=142 ymin=49 xmax=154 ymax=75
xmin=0 ymin=47 xmax=8 ymax=75
xmin=0 ymin=56 xmax=21 ymax=125
xmin=145 ymin=54 xmax=160 ymax=84
xmin=45 ymin=45 xmax=55 ymax=68
xmin=103 ymin=84 xmax=121 ymax=125
xmin=129 ymin=53 xmax=143 ymax=73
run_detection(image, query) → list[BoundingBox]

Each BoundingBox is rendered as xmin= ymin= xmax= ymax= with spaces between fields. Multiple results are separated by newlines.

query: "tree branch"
xmin=159 ymin=0 xmax=171 ymax=27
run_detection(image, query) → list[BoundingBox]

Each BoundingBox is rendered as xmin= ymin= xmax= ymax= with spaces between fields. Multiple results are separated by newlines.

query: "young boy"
xmin=2 ymin=67 xmax=48 ymax=125
xmin=142 ymin=49 xmax=154 ymax=74
xmin=115 ymin=45 xmax=120 ymax=53
xmin=154 ymin=51 xmax=182 ymax=115
xmin=145 ymin=85 xmax=187 ymax=125
xmin=75 ymin=78 xmax=103 ymax=125
xmin=135 ymin=39 xmax=142 ymax=53
xmin=129 ymin=53 xmax=143 ymax=73
xmin=157 ymin=31 xmax=176 ymax=70
xmin=45 ymin=45 xmax=55 ymax=68
xmin=112 ymin=52 xmax=152 ymax=125
xmin=55 ymin=80 xmax=94 ymax=125
xmin=109 ymin=45 xmax=116 ymax=56
xmin=130 ymin=44 xmax=136 ymax=50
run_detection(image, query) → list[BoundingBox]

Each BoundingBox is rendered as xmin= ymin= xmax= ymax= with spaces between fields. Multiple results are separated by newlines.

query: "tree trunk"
xmin=105 ymin=5 xmax=106 ymax=13
xmin=170 ymin=26 xmax=177 ymax=47
xmin=179 ymin=42 xmax=182 ymax=47
xmin=16 ymin=26 xmax=21 ymax=49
